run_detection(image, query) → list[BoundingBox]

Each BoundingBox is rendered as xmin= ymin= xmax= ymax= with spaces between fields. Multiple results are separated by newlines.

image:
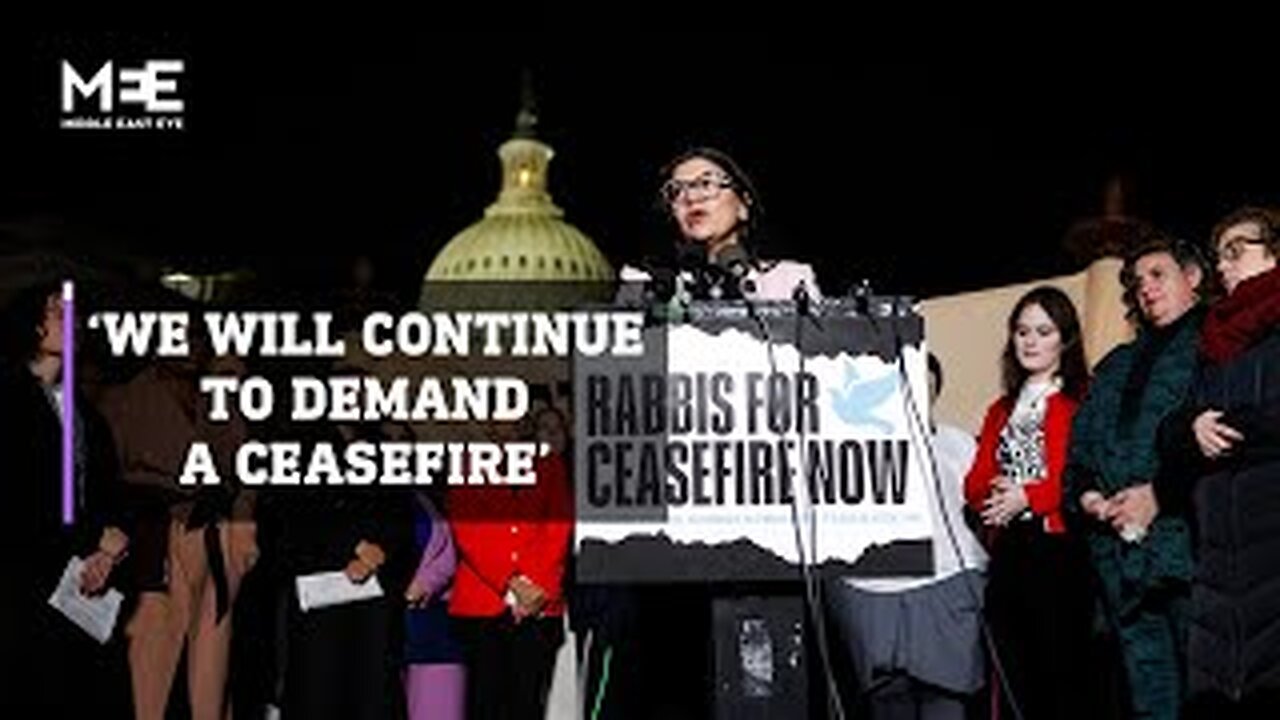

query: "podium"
xmin=572 ymin=297 xmax=936 ymax=717
xmin=575 ymin=296 xmax=934 ymax=581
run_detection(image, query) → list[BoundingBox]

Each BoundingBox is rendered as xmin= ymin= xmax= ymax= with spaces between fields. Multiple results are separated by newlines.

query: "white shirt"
xmin=46 ymin=382 xmax=65 ymax=421
xmin=846 ymin=423 xmax=988 ymax=593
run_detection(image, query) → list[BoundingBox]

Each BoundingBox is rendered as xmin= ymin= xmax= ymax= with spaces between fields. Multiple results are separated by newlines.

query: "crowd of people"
xmin=3 ymin=147 xmax=1278 ymax=719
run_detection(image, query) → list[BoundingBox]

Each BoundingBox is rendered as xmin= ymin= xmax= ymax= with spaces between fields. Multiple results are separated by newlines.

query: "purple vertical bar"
xmin=62 ymin=280 xmax=75 ymax=526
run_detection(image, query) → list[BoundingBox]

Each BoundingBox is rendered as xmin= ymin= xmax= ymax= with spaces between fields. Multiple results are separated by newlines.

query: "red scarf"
xmin=1200 ymin=265 xmax=1280 ymax=365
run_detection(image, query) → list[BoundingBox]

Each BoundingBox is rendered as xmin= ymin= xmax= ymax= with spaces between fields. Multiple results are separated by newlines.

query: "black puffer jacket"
xmin=1158 ymin=328 xmax=1280 ymax=699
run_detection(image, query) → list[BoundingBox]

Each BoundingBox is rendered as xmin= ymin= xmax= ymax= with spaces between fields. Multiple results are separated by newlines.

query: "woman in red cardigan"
xmin=447 ymin=420 xmax=573 ymax=720
xmin=964 ymin=286 xmax=1093 ymax=720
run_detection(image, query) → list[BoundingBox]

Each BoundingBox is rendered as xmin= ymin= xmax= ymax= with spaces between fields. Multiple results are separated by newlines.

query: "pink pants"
xmin=405 ymin=664 xmax=466 ymax=720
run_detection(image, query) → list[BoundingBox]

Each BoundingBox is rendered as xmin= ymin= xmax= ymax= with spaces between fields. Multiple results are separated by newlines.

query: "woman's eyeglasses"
xmin=660 ymin=172 xmax=735 ymax=205
xmin=1216 ymin=236 xmax=1267 ymax=263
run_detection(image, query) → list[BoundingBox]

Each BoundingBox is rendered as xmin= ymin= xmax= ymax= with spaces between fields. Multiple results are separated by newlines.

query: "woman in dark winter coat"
xmin=1063 ymin=234 xmax=1208 ymax=720
xmin=269 ymin=413 xmax=415 ymax=720
xmin=1157 ymin=206 xmax=1280 ymax=716
xmin=1 ymin=281 xmax=131 ymax=716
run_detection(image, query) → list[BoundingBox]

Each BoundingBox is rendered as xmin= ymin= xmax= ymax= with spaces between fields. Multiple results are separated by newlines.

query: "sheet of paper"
xmin=47 ymin=556 xmax=123 ymax=644
xmin=295 ymin=571 xmax=384 ymax=612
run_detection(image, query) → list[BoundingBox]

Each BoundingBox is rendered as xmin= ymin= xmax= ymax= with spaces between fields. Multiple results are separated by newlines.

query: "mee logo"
xmin=59 ymin=59 xmax=185 ymax=131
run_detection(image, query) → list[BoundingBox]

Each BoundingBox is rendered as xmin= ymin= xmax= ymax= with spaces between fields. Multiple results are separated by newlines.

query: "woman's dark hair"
xmin=1000 ymin=286 xmax=1089 ymax=402
xmin=927 ymin=352 xmax=943 ymax=395
xmin=1119 ymin=231 xmax=1210 ymax=322
xmin=532 ymin=405 xmax=570 ymax=445
xmin=0 ymin=280 xmax=61 ymax=365
xmin=658 ymin=146 xmax=764 ymax=244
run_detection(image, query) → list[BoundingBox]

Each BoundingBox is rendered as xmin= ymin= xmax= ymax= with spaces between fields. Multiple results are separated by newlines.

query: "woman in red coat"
xmin=964 ymin=286 xmax=1092 ymax=720
xmin=447 ymin=420 xmax=573 ymax=720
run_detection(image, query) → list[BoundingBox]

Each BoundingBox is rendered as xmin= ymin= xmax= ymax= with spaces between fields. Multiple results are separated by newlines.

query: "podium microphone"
xmin=792 ymin=281 xmax=812 ymax=316
xmin=675 ymin=239 xmax=708 ymax=271
xmin=850 ymin=278 xmax=873 ymax=316
xmin=715 ymin=244 xmax=758 ymax=296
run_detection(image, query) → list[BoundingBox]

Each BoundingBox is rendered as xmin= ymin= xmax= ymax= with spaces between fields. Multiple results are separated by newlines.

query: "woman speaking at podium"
xmin=586 ymin=148 xmax=822 ymax=718
xmin=618 ymin=147 xmax=821 ymax=305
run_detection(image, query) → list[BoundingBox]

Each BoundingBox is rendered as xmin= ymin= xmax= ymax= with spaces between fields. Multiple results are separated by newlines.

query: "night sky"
xmin=3 ymin=30 xmax=1279 ymax=302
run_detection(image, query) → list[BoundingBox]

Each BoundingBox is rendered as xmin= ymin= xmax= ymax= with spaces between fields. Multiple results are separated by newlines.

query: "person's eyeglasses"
xmin=660 ymin=172 xmax=735 ymax=205
xmin=1216 ymin=236 xmax=1267 ymax=263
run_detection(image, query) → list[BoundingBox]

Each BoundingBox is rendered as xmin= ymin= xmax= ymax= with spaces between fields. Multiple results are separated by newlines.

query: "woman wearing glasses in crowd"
xmin=1157 ymin=207 xmax=1280 ymax=717
xmin=963 ymin=286 xmax=1094 ymax=720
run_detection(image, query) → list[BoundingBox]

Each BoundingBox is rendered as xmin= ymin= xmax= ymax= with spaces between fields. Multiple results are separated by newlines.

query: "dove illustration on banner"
xmin=829 ymin=361 xmax=898 ymax=433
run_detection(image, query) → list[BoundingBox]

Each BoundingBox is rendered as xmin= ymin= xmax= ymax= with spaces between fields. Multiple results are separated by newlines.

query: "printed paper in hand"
xmin=47 ymin=556 xmax=123 ymax=644
xmin=295 ymin=571 xmax=384 ymax=612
